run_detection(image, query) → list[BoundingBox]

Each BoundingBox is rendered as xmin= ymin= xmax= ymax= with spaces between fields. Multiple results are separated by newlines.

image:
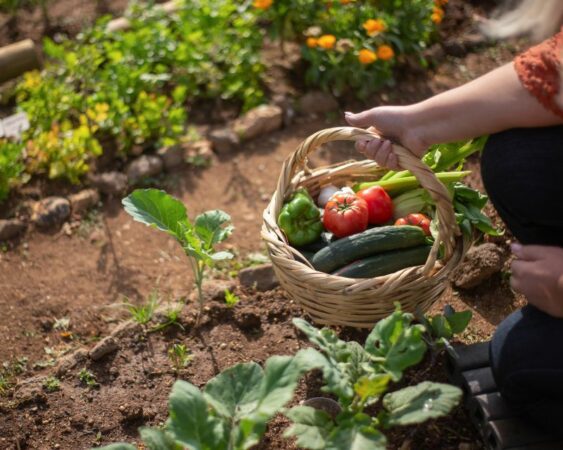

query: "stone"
xmin=31 ymin=197 xmax=70 ymax=228
xmin=55 ymin=348 xmax=88 ymax=377
xmin=453 ymin=243 xmax=506 ymax=289
xmin=0 ymin=219 xmax=26 ymax=241
xmin=184 ymin=140 xmax=215 ymax=166
xmin=233 ymin=104 xmax=283 ymax=141
xmin=303 ymin=397 xmax=342 ymax=420
xmin=208 ymin=127 xmax=240 ymax=154
xmin=126 ymin=155 xmax=163 ymax=182
xmin=298 ymin=91 xmax=339 ymax=115
xmin=89 ymin=171 xmax=128 ymax=195
xmin=239 ymin=263 xmax=279 ymax=291
xmin=156 ymin=145 xmax=184 ymax=170
xmin=15 ymin=376 xmax=47 ymax=405
xmin=119 ymin=404 xmax=144 ymax=423
xmin=200 ymin=279 xmax=237 ymax=302
xmin=89 ymin=336 xmax=119 ymax=361
xmin=68 ymin=189 xmax=99 ymax=215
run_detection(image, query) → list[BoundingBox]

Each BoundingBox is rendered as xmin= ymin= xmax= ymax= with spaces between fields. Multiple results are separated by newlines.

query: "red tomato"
xmin=357 ymin=186 xmax=393 ymax=225
xmin=323 ymin=192 xmax=369 ymax=237
xmin=394 ymin=213 xmax=431 ymax=236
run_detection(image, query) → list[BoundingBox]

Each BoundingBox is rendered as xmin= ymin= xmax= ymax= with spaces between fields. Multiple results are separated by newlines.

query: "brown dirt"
xmin=0 ymin=1 xmax=533 ymax=448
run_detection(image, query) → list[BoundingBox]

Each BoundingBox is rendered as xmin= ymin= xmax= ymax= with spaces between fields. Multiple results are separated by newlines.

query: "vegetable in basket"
xmin=323 ymin=191 xmax=369 ymax=238
xmin=395 ymin=213 xmax=432 ymax=236
xmin=278 ymin=188 xmax=323 ymax=247
xmin=356 ymin=185 xmax=393 ymax=224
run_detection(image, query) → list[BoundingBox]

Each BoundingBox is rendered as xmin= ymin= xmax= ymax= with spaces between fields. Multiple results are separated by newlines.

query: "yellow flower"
xmin=22 ymin=71 xmax=41 ymax=90
xmin=376 ymin=45 xmax=394 ymax=61
xmin=253 ymin=0 xmax=272 ymax=10
xmin=431 ymin=12 xmax=443 ymax=24
xmin=358 ymin=49 xmax=377 ymax=65
xmin=317 ymin=34 xmax=336 ymax=50
xmin=362 ymin=18 xmax=387 ymax=36
xmin=306 ymin=37 xmax=318 ymax=48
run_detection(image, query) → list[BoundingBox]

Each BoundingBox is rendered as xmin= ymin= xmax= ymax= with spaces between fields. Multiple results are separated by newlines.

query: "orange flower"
xmin=358 ymin=49 xmax=377 ymax=65
xmin=431 ymin=12 xmax=443 ymax=24
xmin=317 ymin=34 xmax=336 ymax=49
xmin=363 ymin=18 xmax=387 ymax=36
xmin=433 ymin=6 xmax=444 ymax=16
xmin=253 ymin=0 xmax=272 ymax=9
xmin=434 ymin=0 xmax=448 ymax=5
xmin=340 ymin=0 xmax=354 ymax=3
xmin=306 ymin=37 xmax=318 ymax=48
xmin=376 ymin=44 xmax=394 ymax=61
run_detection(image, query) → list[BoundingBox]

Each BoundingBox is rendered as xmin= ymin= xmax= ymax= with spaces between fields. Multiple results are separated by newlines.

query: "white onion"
xmin=317 ymin=185 xmax=339 ymax=207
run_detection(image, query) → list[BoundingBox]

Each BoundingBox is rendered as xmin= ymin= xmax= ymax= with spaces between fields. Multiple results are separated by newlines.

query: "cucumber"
xmin=332 ymin=245 xmax=432 ymax=278
xmin=297 ymin=239 xmax=329 ymax=253
xmin=310 ymin=225 xmax=427 ymax=273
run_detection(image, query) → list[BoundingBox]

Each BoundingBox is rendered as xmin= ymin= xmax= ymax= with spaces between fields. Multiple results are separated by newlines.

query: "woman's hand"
xmin=344 ymin=106 xmax=428 ymax=170
xmin=511 ymin=243 xmax=563 ymax=318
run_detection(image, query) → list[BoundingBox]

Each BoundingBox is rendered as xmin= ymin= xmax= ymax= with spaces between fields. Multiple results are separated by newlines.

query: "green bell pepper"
xmin=278 ymin=189 xmax=323 ymax=247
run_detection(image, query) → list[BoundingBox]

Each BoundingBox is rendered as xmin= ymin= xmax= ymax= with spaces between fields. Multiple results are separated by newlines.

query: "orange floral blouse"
xmin=514 ymin=28 xmax=563 ymax=118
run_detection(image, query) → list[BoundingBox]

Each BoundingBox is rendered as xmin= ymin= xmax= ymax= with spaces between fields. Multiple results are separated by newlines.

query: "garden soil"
xmin=0 ymin=1 xmax=529 ymax=448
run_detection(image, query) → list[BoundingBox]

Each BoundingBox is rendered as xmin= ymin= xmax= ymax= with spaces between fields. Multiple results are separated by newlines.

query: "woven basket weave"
xmin=261 ymin=127 xmax=468 ymax=328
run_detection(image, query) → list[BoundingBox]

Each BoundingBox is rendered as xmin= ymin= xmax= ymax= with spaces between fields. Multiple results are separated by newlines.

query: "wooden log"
xmin=0 ymin=39 xmax=41 ymax=84
xmin=106 ymin=0 xmax=179 ymax=32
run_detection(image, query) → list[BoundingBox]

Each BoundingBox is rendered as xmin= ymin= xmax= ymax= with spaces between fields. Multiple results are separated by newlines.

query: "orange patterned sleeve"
xmin=514 ymin=28 xmax=563 ymax=118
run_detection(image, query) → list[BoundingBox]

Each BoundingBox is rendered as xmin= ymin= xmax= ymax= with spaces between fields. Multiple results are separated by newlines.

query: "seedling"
xmin=43 ymin=376 xmax=61 ymax=393
xmin=0 ymin=375 xmax=10 ymax=395
xmin=150 ymin=303 xmax=185 ymax=333
xmin=123 ymin=290 xmax=159 ymax=326
xmin=123 ymin=189 xmax=234 ymax=323
xmin=78 ymin=368 xmax=98 ymax=389
xmin=53 ymin=316 xmax=70 ymax=331
xmin=224 ymin=289 xmax=240 ymax=308
xmin=168 ymin=343 xmax=192 ymax=373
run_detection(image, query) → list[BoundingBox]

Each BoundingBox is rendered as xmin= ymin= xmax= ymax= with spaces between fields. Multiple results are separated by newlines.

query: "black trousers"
xmin=481 ymin=126 xmax=563 ymax=432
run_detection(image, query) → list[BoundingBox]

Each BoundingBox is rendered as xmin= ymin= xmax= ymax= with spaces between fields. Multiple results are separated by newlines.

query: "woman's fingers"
xmin=356 ymin=138 xmax=401 ymax=170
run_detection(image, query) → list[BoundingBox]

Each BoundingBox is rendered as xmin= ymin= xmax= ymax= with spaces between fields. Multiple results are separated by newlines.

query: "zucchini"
xmin=310 ymin=225 xmax=427 ymax=273
xmin=332 ymin=245 xmax=432 ymax=278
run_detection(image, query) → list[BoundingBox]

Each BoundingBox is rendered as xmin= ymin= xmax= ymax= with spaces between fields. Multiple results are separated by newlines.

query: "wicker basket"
xmin=261 ymin=127 xmax=468 ymax=328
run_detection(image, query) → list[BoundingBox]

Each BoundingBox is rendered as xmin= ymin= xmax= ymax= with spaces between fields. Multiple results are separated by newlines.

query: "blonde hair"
xmin=481 ymin=0 xmax=563 ymax=43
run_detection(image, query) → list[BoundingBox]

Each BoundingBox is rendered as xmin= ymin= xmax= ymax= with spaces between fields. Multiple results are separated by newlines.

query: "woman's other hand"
xmin=511 ymin=243 xmax=563 ymax=318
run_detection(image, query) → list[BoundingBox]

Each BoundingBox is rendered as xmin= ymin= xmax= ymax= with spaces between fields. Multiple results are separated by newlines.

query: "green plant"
xmin=168 ymin=343 xmax=192 ymax=372
xmin=224 ymin=289 xmax=240 ymax=308
xmin=0 ymin=140 xmax=25 ymax=202
xmin=122 ymin=189 xmax=234 ymax=321
xmin=43 ymin=376 xmax=61 ymax=393
xmin=0 ymin=375 xmax=10 ymax=395
xmin=99 ymin=306 xmax=469 ymax=450
xmin=123 ymin=290 xmax=160 ymax=325
xmin=78 ymin=368 xmax=98 ymax=388
xmin=284 ymin=306 xmax=466 ymax=449
xmin=98 ymin=347 xmax=321 ymax=450
xmin=53 ymin=316 xmax=70 ymax=331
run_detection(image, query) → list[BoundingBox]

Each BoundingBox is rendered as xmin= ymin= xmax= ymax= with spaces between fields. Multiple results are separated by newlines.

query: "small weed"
xmin=53 ymin=317 xmax=70 ymax=331
xmin=43 ymin=376 xmax=61 ymax=393
xmin=78 ymin=368 xmax=98 ymax=388
xmin=150 ymin=302 xmax=185 ymax=333
xmin=224 ymin=289 xmax=240 ymax=308
xmin=0 ymin=375 xmax=11 ymax=395
xmin=168 ymin=343 xmax=192 ymax=373
xmin=77 ymin=208 xmax=102 ymax=238
xmin=123 ymin=291 xmax=159 ymax=325
xmin=186 ymin=154 xmax=211 ymax=168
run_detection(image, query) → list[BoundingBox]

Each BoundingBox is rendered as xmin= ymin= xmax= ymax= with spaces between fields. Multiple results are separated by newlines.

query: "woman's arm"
xmin=345 ymin=62 xmax=563 ymax=169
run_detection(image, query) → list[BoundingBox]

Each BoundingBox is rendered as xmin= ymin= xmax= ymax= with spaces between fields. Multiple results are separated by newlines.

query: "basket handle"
xmin=274 ymin=126 xmax=460 ymax=272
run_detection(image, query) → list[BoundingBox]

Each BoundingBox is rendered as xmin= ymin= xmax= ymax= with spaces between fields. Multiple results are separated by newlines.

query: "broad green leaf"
xmin=195 ymin=210 xmax=233 ymax=248
xmin=96 ymin=445 xmax=137 ymax=450
xmin=383 ymin=324 xmax=427 ymax=381
xmin=365 ymin=308 xmax=408 ymax=358
xmin=430 ymin=315 xmax=453 ymax=340
xmin=325 ymin=414 xmax=386 ymax=450
xmin=167 ymin=380 xmax=227 ymax=449
xmin=445 ymin=310 xmax=472 ymax=334
xmin=284 ymin=406 xmax=333 ymax=450
xmin=139 ymin=428 xmax=179 ymax=450
xmin=353 ymin=374 xmax=391 ymax=403
xmin=292 ymin=319 xmax=352 ymax=364
xmin=122 ymin=189 xmax=189 ymax=239
xmin=383 ymin=381 xmax=462 ymax=426
xmin=204 ymin=362 xmax=263 ymax=419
